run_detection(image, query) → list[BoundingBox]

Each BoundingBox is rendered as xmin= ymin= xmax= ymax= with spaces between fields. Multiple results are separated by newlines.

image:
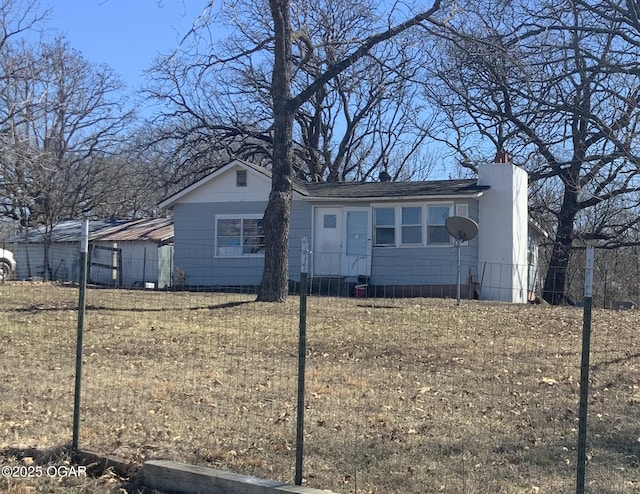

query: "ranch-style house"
xmin=159 ymin=158 xmax=544 ymax=303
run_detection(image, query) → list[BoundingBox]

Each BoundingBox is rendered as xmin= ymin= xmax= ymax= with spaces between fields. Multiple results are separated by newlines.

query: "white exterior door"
xmin=343 ymin=208 xmax=371 ymax=278
xmin=313 ymin=207 xmax=343 ymax=275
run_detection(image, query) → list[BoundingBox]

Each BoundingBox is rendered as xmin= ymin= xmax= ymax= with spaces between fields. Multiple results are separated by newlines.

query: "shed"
xmin=8 ymin=218 xmax=174 ymax=288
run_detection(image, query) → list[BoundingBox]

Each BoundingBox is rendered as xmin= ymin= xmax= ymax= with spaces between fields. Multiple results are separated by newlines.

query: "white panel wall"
xmin=477 ymin=163 xmax=528 ymax=303
xmin=178 ymin=166 xmax=272 ymax=203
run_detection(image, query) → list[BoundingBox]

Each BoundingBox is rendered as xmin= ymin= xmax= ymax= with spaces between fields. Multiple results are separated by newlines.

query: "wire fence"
xmin=1 ymin=241 xmax=639 ymax=493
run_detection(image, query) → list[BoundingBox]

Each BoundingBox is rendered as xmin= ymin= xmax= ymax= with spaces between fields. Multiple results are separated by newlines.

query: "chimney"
xmin=477 ymin=155 xmax=529 ymax=303
xmin=494 ymin=150 xmax=509 ymax=164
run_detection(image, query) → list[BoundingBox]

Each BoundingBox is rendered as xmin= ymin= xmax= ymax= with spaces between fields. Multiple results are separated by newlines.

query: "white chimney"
xmin=477 ymin=160 xmax=528 ymax=303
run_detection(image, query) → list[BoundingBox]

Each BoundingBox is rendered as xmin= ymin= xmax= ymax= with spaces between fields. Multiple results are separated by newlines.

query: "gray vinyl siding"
xmin=370 ymin=244 xmax=477 ymax=285
xmin=173 ymin=201 xmax=313 ymax=286
xmin=369 ymin=198 xmax=480 ymax=286
xmin=456 ymin=199 xmax=479 ymax=284
xmin=173 ymin=202 xmax=263 ymax=286
xmin=173 ymin=198 xmax=480 ymax=287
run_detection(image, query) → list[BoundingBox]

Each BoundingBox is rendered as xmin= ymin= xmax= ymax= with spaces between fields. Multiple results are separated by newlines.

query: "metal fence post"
xmin=295 ymin=235 xmax=309 ymax=485
xmin=72 ymin=219 xmax=89 ymax=455
xmin=576 ymin=246 xmax=594 ymax=494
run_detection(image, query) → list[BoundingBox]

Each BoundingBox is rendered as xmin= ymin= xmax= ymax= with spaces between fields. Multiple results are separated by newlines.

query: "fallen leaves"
xmin=1 ymin=285 xmax=639 ymax=493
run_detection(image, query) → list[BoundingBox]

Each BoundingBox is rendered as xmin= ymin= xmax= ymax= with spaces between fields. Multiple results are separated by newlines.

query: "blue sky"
xmin=40 ymin=1 xmax=456 ymax=177
xmin=45 ymin=1 xmax=205 ymax=90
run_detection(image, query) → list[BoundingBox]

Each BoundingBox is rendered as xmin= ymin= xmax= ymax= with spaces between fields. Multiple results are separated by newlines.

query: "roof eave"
xmin=302 ymin=191 xmax=487 ymax=202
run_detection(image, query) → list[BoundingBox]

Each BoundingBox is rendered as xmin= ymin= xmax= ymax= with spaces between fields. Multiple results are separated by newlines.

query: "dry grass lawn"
xmin=1 ymin=282 xmax=639 ymax=493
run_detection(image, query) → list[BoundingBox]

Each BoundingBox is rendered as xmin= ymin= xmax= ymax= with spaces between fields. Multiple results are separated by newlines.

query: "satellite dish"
xmin=445 ymin=216 xmax=478 ymax=242
xmin=445 ymin=216 xmax=479 ymax=305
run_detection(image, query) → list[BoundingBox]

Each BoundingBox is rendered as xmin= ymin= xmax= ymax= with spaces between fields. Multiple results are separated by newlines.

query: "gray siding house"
xmin=160 ymin=159 xmax=542 ymax=303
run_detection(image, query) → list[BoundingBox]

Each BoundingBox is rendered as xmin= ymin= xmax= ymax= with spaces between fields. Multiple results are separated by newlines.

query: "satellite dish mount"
xmin=445 ymin=216 xmax=479 ymax=305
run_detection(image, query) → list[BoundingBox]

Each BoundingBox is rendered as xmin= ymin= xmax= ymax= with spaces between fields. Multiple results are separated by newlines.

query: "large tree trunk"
xmin=258 ymin=152 xmax=293 ymax=301
xmin=258 ymin=0 xmax=294 ymax=302
xmin=543 ymin=177 xmax=579 ymax=304
xmin=543 ymin=222 xmax=573 ymax=304
xmin=257 ymin=0 xmax=443 ymax=301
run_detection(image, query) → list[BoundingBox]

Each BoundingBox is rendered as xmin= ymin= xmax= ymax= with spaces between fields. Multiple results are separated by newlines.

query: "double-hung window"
xmin=216 ymin=215 xmax=265 ymax=257
xmin=401 ymin=206 xmax=422 ymax=244
xmin=427 ymin=205 xmax=452 ymax=245
xmin=374 ymin=204 xmax=455 ymax=247
xmin=374 ymin=207 xmax=396 ymax=246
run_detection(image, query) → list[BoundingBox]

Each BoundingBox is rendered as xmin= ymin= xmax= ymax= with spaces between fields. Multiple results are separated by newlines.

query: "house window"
xmin=216 ymin=215 xmax=265 ymax=257
xmin=401 ymin=207 xmax=422 ymax=244
xmin=373 ymin=203 xmax=455 ymax=247
xmin=427 ymin=205 xmax=452 ymax=244
xmin=324 ymin=214 xmax=337 ymax=228
xmin=374 ymin=207 xmax=396 ymax=246
xmin=236 ymin=170 xmax=247 ymax=187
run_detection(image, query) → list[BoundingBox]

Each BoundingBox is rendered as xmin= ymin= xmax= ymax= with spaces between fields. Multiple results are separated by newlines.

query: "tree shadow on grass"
xmin=7 ymin=300 xmax=254 ymax=313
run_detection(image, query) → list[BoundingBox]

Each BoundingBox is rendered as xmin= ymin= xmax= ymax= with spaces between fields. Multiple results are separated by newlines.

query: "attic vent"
xmin=236 ymin=170 xmax=247 ymax=187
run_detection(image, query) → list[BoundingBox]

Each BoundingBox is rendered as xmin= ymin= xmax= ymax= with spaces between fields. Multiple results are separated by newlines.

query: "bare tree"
xmin=257 ymin=0 xmax=447 ymax=300
xmin=288 ymin=0 xmax=438 ymax=182
xmin=0 ymin=0 xmax=48 ymax=141
xmin=144 ymin=0 xmax=444 ymax=300
xmin=143 ymin=0 xmax=439 ymax=192
xmin=0 ymin=38 xmax=135 ymax=277
xmin=422 ymin=0 xmax=640 ymax=304
xmin=0 ymin=0 xmax=48 ymax=52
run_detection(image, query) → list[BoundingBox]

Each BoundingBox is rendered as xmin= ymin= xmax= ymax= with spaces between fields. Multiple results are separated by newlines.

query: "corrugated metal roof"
xmin=8 ymin=218 xmax=174 ymax=244
xmin=93 ymin=218 xmax=174 ymax=243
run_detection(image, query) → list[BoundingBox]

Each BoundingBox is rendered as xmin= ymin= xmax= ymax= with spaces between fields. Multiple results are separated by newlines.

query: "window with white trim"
xmin=374 ymin=207 xmax=396 ymax=246
xmin=401 ymin=206 xmax=422 ymax=244
xmin=427 ymin=205 xmax=452 ymax=245
xmin=373 ymin=204 xmax=455 ymax=247
xmin=215 ymin=215 xmax=265 ymax=257
xmin=456 ymin=203 xmax=469 ymax=218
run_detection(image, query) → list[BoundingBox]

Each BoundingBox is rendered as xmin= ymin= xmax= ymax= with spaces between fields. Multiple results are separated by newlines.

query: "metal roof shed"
xmin=8 ymin=218 xmax=174 ymax=288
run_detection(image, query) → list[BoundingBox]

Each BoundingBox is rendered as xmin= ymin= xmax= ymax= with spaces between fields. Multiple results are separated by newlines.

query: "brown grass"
xmin=1 ymin=282 xmax=639 ymax=493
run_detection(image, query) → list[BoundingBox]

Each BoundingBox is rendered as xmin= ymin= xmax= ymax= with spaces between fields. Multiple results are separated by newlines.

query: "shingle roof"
xmin=242 ymin=160 xmax=489 ymax=198
xmin=157 ymin=159 xmax=489 ymax=209
xmin=294 ymin=179 xmax=488 ymax=198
